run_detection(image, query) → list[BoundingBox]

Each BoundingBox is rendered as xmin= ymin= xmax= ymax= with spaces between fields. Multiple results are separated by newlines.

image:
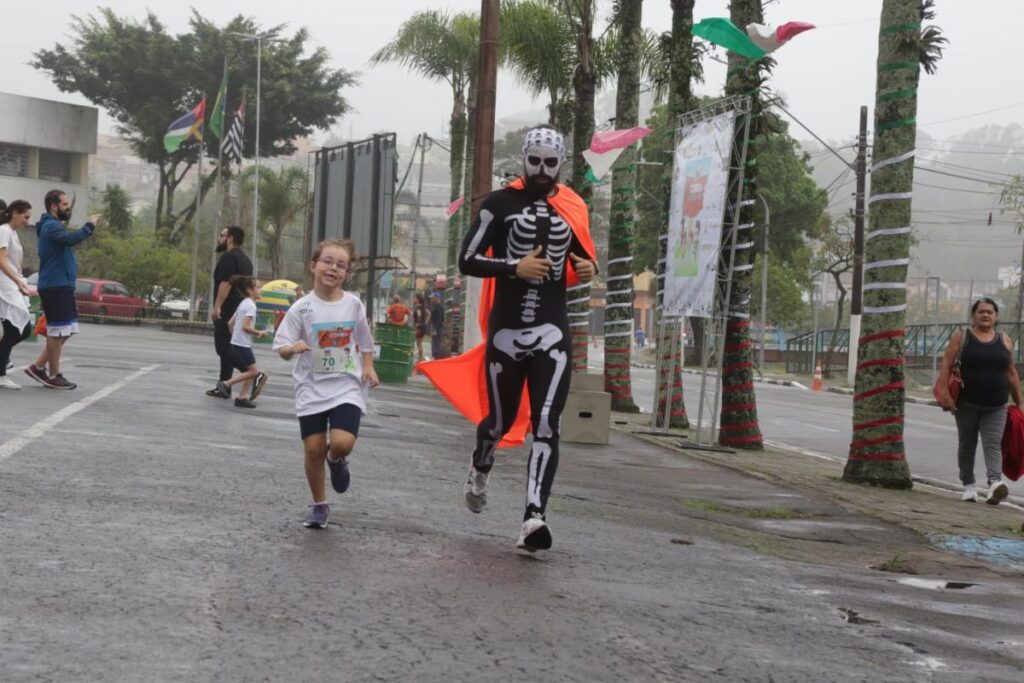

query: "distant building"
xmin=0 ymin=92 xmax=97 ymax=212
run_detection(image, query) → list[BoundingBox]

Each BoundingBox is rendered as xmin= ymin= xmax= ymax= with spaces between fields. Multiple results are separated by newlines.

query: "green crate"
xmin=375 ymin=323 xmax=415 ymax=346
xmin=377 ymin=358 xmax=410 ymax=384
xmin=378 ymin=342 xmax=412 ymax=363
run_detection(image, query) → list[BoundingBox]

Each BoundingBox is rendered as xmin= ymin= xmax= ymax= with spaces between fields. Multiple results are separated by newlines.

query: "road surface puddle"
xmin=892 ymin=577 xmax=977 ymax=590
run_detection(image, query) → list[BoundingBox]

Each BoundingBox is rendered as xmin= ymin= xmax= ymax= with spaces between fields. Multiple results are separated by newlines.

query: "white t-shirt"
xmin=0 ymin=223 xmax=29 ymax=330
xmin=231 ymin=298 xmax=258 ymax=347
xmin=273 ymin=290 xmax=374 ymax=416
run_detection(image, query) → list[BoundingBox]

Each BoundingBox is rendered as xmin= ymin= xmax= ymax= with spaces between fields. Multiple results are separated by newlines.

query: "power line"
xmin=913 ymin=181 xmax=1000 ymax=195
xmin=918 ymin=101 xmax=1024 ymax=127
xmin=914 ymin=166 xmax=1010 ymax=188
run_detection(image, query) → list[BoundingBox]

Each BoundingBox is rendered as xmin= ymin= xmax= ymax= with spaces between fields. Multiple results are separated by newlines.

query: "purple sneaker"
xmin=327 ymin=455 xmax=350 ymax=493
xmin=45 ymin=374 xmax=77 ymax=390
xmin=303 ymin=503 xmax=330 ymax=529
xmin=24 ymin=364 xmax=48 ymax=386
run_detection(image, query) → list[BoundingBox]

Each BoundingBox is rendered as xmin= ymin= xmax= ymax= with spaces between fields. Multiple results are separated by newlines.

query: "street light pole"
xmin=252 ymin=35 xmax=262 ymax=277
xmin=757 ymin=193 xmax=769 ymax=376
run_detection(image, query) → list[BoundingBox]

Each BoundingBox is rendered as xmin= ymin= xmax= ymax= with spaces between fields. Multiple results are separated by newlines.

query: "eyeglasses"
xmin=527 ymin=156 xmax=559 ymax=168
xmin=317 ymin=258 xmax=350 ymax=272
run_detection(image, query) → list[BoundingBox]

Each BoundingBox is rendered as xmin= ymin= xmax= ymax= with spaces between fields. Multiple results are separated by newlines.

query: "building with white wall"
xmin=0 ymin=92 xmax=97 ymax=214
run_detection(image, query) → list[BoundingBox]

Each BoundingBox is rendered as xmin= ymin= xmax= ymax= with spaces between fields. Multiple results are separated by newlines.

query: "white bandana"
xmin=522 ymin=127 xmax=565 ymax=179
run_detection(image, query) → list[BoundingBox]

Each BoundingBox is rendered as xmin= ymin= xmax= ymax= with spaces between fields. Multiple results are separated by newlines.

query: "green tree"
xmin=99 ymin=184 xmax=135 ymax=237
xmin=241 ymin=166 xmax=308 ymax=279
xmin=79 ymin=234 xmax=199 ymax=306
xmin=33 ymin=9 xmax=354 ymax=241
xmin=502 ymin=1 xmax=577 ymax=129
xmin=812 ymin=216 xmax=855 ymax=377
xmin=843 ymin=0 xmax=946 ymax=488
xmin=603 ymin=0 xmax=643 ymax=413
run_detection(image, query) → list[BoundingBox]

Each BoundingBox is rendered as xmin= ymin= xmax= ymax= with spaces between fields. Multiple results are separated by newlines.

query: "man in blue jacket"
xmin=24 ymin=189 xmax=99 ymax=390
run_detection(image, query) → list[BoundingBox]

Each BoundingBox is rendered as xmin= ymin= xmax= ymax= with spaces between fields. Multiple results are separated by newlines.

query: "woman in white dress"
xmin=0 ymin=200 xmax=34 ymax=389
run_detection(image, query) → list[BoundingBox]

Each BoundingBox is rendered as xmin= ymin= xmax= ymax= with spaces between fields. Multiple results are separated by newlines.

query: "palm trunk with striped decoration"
xmin=718 ymin=0 xmax=766 ymax=450
xmin=843 ymin=0 xmax=926 ymax=488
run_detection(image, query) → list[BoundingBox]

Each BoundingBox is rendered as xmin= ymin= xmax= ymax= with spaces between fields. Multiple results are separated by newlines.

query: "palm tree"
xmin=717 ymin=0 xmax=771 ymax=449
xmin=501 ymin=1 xmax=577 ymax=129
xmin=603 ymin=0 xmax=643 ymax=413
xmin=653 ymin=0 xmax=702 ymax=429
xmin=242 ymin=166 xmax=307 ymax=279
xmin=371 ymin=10 xmax=478 ymax=353
xmin=843 ymin=1 xmax=946 ymax=487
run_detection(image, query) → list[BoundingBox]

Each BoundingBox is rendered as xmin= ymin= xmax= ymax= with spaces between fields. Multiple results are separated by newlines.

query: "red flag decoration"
xmin=746 ymin=21 xmax=816 ymax=53
xmin=446 ymin=196 xmax=465 ymax=219
xmin=588 ymin=127 xmax=653 ymax=154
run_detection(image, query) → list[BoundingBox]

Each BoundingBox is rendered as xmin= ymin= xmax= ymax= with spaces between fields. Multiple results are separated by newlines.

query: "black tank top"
xmin=959 ymin=329 xmax=1010 ymax=407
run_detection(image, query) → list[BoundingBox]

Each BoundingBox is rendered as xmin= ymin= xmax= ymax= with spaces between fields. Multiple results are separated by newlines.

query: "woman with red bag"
xmin=937 ymin=298 xmax=1024 ymax=503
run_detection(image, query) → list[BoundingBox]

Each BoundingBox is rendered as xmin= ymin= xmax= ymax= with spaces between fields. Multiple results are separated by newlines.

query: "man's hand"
xmin=211 ymin=306 xmax=221 ymax=321
xmin=570 ymin=253 xmax=596 ymax=284
xmin=89 ymin=213 xmax=102 ymax=226
xmin=515 ymin=246 xmax=552 ymax=280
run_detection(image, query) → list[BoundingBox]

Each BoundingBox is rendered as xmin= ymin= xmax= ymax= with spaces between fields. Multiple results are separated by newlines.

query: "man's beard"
xmin=215 ymin=241 xmax=227 ymax=253
xmin=524 ymin=172 xmax=557 ymax=199
xmin=57 ymin=209 xmax=72 ymax=222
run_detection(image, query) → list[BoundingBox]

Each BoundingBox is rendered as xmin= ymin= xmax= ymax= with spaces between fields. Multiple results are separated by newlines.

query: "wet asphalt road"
xmin=2 ymin=324 xmax=1023 ymax=681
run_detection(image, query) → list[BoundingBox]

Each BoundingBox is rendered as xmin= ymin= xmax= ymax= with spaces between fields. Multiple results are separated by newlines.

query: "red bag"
xmin=934 ymin=329 xmax=966 ymax=408
xmin=34 ymin=313 xmax=47 ymax=337
xmin=1003 ymin=405 xmax=1024 ymax=482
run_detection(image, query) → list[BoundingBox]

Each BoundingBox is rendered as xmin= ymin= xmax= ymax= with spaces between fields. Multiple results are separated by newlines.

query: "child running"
xmin=216 ymin=275 xmax=269 ymax=408
xmin=273 ymin=239 xmax=379 ymax=528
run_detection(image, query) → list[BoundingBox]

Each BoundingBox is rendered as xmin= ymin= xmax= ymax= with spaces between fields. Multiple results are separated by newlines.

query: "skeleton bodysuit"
xmin=458 ymin=185 xmax=593 ymax=522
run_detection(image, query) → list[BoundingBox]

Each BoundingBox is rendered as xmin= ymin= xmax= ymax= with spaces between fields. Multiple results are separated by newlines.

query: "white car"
xmin=158 ymin=298 xmax=191 ymax=318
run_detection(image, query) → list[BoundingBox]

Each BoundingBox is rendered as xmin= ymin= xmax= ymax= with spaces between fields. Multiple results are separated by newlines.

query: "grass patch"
xmin=680 ymin=500 xmax=807 ymax=519
xmin=871 ymin=552 xmax=917 ymax=574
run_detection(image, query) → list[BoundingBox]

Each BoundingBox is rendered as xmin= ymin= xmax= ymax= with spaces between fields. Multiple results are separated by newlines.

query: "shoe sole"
xmin=517 ymin=524 xmax=553 ymax=552
xmin=302 ymin=521 xmax=328 ymax=529
xmin=250 ymin=374 xmax=269 ymax=400
xmin=986 ymin=483 xmax=1009 ymax=505
xmin=44 ymin=382 xmax=75 ymax=390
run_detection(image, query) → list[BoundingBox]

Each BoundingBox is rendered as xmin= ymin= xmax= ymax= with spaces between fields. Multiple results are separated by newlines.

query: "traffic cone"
xmin=812 ymin=358 xmax=823 ymax=392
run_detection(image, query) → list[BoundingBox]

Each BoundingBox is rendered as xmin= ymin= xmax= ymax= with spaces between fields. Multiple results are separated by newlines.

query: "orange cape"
xmin=416 ymin=180 xmax=596 ymax=447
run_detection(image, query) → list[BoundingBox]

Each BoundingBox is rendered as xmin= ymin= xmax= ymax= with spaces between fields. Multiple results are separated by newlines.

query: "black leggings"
xmin=214 ymin=317 xmax=249 ymax=382
xmin=0 ymin=318 xmax=32 ymax=376
xmin=472 ymin=326 xmax=572 ymax=521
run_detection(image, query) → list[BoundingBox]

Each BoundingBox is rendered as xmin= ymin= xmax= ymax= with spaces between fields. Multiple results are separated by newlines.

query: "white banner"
xmin=663 ymin=111 xmax=735 ymax=318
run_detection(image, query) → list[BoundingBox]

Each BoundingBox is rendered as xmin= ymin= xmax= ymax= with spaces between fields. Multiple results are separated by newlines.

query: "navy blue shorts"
xmin=298 ymin=403 xmax=362 ymax=440
xmin=231 ymin=344 xmax=256 ymax=367
xmin=39 ymin=286 xmax=78 ymax=336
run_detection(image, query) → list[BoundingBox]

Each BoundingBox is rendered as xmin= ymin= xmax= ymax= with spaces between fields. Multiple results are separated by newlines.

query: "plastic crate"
xmin=377 ymin=359 xmax=410 ymax=384
xmin=378 ymin=342 xmax=412 ymax=363
xmin=375 ymin=323 xmax=415 ymax=346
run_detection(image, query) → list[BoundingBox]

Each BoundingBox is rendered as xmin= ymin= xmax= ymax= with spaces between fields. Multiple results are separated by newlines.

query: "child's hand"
xmin=291 ymin=340 xmax=311 ymax=354
xmin=363 ymin=367 xmax=380 ymax=388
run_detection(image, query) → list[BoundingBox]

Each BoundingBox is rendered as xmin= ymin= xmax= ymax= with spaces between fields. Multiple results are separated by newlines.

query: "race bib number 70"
xmin=312 ymin=321 xmax=358 ymax=374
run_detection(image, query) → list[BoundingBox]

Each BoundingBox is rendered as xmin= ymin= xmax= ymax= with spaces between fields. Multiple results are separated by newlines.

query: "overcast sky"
xmin=5 ymin=1 xmax=1022 ymax=148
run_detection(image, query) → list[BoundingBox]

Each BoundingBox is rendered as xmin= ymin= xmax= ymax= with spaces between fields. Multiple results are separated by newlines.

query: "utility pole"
xmin=463 ymin=0 xmax=499 ymax=350
xmin=757 ymin=193 xmax=769 ymax=376
xmin=847 ymin=106 xmax=868 ymax=386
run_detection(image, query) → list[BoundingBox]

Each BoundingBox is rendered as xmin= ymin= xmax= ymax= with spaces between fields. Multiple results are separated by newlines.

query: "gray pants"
xmin=954 ymin=401 xmax=1006 ymax=486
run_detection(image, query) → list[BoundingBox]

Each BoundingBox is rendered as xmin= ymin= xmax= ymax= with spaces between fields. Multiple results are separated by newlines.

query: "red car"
xmin=74 ymin=278 xmax=146 ymax=319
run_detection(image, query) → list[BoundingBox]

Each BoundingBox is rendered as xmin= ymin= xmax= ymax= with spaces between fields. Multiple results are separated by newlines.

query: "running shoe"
xmin=250 ymin=372 xmax=269 ymax=400
xmin=303 ymin=503 xmax=330 ymax=529
xmin=327 ymin=455 xmax=350 ymax=493
xmin=987 ymin=479 xmax=1009 ymax=506
xmin=46 ymin=374 xmax=76 ymax=390
xmin=205 ymin=384 xmax=230 ymax=399
xmin=516 ymin=513 xmax=553 ymax=552
xmin=464 ymin=466 xmax=489 ymax=513
xmin=24 ymin=364 xmax=48 ymax=386
xmin=961 ymin=484 xmax=978 ymax=502
xmin=0 ymin=375 xmax=20 ymax=389
xmin=234 ymin=398 xmax=257 ymax=409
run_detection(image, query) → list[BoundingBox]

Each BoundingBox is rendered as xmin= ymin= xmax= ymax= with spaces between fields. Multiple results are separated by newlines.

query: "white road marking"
xmin=0 ymin=365 xmax=159 ymax=462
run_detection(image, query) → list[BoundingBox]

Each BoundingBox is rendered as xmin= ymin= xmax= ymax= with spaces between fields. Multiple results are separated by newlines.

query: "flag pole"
xmin=210 ymin=56 xmax=228 ymax=315
xmin=188 ymin=93 xmax=206 ymax=322
xmin=235 ymin=87 xmax=247 ymax=226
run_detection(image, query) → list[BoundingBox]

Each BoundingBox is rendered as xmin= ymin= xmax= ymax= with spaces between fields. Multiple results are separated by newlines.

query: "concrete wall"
xmin=0 ymin=92 xmax=97 ymax=155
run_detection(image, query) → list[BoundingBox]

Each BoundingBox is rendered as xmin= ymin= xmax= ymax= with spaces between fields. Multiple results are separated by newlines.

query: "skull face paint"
xmin=522 ymin=127 xmax=566 ymax=182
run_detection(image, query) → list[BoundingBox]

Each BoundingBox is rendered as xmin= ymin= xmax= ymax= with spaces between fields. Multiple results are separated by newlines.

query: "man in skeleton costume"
xmin=457 ymin=127 xmax=597 ymax=551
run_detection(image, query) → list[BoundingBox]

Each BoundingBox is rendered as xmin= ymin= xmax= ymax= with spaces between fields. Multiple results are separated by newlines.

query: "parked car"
xmin=158 ymin=298 xmax=192 ymax=318
xmin=74 ymin=278 xmax=146 ymax=319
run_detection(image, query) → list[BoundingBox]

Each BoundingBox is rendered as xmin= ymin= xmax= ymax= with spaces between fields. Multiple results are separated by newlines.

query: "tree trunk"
xmin=823 ymin=274 xmax=847 ymax=378
xmin=452 ymin=76 xmax=478 ymax=356
xmin=718 ymin=0 xmax=765 ymax=450
xmin=444 ymin=89 xmax=468 ymax=358
xmin=567 ymin=1 xmax=596 ymax=373
xmin=604 ymin=0 xmax=642 ymax=413
xmin=843 ymin=0 xmax=920 ymax=488
xmin=156 ymin=161 xmax=167 ymax=234
xmin=654 ymin=0 xmax=697 ymax=429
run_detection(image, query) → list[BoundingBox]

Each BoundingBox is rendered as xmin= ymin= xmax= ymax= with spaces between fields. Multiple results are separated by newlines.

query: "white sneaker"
xmin=986 ymin=479 xmax=1009 ymax=506
xmin=961 ymin=484 xmax=978 ymax=502
xmin=463 ymin=467 xmax=489 ymax=513
xmin=0 ymin=375 xmax=20 ymax=389
xmin=515 ymin=513 xmax=553 ymax=552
